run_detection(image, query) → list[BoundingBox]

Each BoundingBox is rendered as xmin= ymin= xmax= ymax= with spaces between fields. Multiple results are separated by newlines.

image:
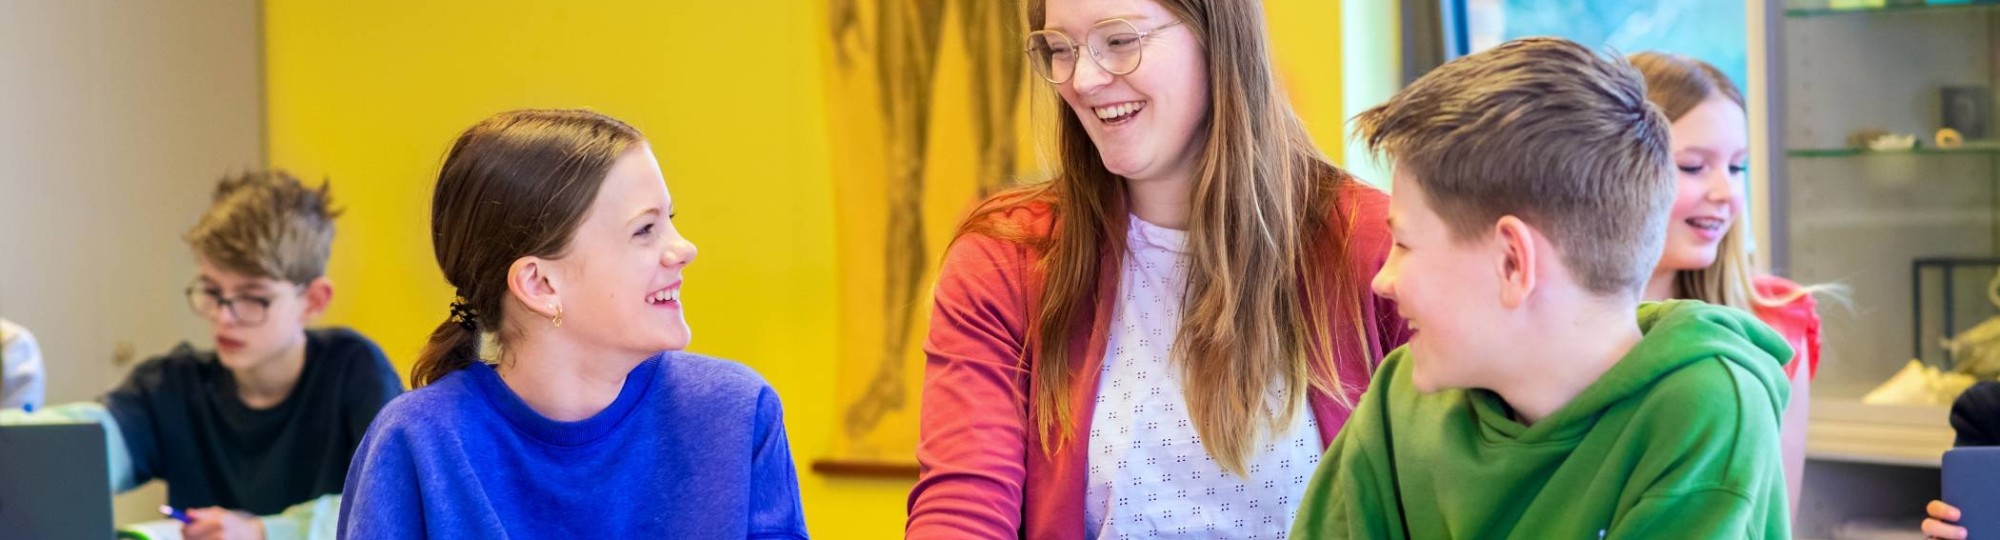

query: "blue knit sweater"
xmin=337 ymin=352 xmax=807 ymax=539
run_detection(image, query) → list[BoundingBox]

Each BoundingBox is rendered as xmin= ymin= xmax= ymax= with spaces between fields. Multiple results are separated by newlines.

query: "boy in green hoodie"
xmin=1290 ymin=37 xmax=1794 ymax=539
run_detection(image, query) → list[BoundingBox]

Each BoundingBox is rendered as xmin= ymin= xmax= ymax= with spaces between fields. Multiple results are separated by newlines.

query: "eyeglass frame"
xmin=185 ymin=281 xmax=295 ymax=326
xmin=1022 ymin=18 xmax=1185 ymax=85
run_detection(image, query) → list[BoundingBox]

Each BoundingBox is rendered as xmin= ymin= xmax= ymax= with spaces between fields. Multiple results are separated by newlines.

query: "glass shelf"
xmin=1787 ymin=143 xmax=2000 ymax=158
xmin=1786 ymin=1 xmax=2000 ymax=17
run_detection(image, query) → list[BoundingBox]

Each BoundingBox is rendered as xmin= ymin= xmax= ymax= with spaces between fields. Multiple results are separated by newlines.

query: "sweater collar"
xmin=468 ymin=354 xmax=662 ymax=447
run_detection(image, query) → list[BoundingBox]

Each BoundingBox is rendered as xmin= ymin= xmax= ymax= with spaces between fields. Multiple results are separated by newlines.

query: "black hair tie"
xmin=448 ymin=296 xmax=479 ymax=332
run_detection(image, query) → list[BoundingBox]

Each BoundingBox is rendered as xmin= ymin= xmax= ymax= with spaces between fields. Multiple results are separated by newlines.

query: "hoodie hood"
xmin=1474 ymin=300 xmax=1794 ymax=442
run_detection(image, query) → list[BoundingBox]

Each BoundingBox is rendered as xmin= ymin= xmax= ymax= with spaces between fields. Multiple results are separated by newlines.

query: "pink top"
xmin=1752 ymin=275 xmax=1822 ymax=380
xmin=906 ymin=183 xmax=1409 ymax=540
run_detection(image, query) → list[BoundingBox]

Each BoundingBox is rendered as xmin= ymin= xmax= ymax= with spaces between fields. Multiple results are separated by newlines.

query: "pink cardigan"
xmin=906 ymin=183 xmax=1409 ymax=539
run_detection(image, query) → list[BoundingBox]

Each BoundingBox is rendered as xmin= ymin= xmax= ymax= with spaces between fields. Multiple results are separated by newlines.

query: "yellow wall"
xmin=1267 ymin=0 xmax=1346 ymax=163
xmin=266 ymin=2 xmax=1342 ymax=538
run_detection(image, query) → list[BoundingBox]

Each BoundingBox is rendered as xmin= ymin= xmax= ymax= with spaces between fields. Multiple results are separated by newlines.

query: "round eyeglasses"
xmin=1023 ymin=18 xmax=1184 ymax=84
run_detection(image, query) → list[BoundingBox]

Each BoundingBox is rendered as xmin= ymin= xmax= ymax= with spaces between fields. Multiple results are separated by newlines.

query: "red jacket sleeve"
xmin=906 ymin=232 xmax=1036 ymax=539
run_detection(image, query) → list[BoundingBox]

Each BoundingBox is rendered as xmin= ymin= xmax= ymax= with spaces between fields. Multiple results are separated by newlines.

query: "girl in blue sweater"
xmin=337 ymin=109 xmax=807 ymax=539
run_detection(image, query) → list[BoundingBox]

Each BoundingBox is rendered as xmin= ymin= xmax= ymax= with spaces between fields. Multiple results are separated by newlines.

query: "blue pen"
xmin=160 ymin=505 xmax=192 ymax=524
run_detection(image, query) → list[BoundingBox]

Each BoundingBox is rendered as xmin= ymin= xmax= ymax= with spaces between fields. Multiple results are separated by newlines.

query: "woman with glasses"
xmin=1 ymin=171 xmax=403 ymax=540
xmin=906 ymin=0 xmax=1406 ymax=538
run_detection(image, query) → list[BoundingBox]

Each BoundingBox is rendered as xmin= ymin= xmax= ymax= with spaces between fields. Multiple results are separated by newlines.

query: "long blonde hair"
xmin=961 ymin=0 xmax=1374 ymax=475
xmin=1631 ymin=52 xmax=1815 ymax=309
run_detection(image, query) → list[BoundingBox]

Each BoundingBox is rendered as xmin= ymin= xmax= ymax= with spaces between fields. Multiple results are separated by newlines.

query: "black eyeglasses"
xmin=186 ymin=285 xmax=277 ymax=326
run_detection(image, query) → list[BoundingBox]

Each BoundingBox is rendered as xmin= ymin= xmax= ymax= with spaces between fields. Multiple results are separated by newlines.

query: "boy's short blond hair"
xmin=184 ymin=170 xmax=339 ymax=285
xmin=1357 ymin=37 xmax=1673 ymax=297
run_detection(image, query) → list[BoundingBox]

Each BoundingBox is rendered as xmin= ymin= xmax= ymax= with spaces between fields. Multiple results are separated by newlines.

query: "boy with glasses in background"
xmin=4 ymin=171 xmax=402 ymax=540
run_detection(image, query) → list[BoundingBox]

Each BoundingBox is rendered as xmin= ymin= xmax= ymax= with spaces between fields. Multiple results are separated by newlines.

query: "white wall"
xmin=0 ymin=0 xmax=263 ymax=525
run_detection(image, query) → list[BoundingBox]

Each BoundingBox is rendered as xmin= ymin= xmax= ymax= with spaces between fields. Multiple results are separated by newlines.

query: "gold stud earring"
xmin=550 ymin=303 xmax=563 ymax=328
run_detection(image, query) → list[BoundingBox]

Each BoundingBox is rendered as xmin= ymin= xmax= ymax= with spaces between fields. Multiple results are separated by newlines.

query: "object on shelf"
xmin=1944 ymin=272 xmax=2000 ymax=378
xmin=1847 ymin=128 xmax=1918 ymax=151
xmin=1868 ymin=134 xmax=1918 ymax=151
xmin=1862 ymin=359 xmax=1978 ymax=406
xmin=1912 ymin=258 xmax=2000 ymax=370
xmin=1942 ymin=86 xmax=1992 ymax=139
xmin=1937 ymin=128 xmax=1965 ymax=149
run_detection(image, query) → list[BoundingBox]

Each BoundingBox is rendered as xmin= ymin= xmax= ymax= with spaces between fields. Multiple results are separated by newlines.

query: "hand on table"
xmin=182 ymin=506 xmax=264 ymax=540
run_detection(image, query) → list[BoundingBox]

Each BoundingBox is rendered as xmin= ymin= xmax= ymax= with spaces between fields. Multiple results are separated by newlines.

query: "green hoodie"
xmin=1291 ymin=300 xmax=1793 ymax=539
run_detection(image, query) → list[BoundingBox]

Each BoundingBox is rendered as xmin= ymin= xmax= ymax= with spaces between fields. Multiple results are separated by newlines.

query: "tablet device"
xmin=1945 ymin=446 xmax=2000 ymax=539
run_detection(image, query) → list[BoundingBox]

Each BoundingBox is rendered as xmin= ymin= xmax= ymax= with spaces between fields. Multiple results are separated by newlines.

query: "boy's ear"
xmin=506 ymin=256 xmax=563 ymax=322
xmin=1493 ymin=216 xmax=1538 ymax=309
xmin=300 ymin=277 xmax=334 ymax=321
